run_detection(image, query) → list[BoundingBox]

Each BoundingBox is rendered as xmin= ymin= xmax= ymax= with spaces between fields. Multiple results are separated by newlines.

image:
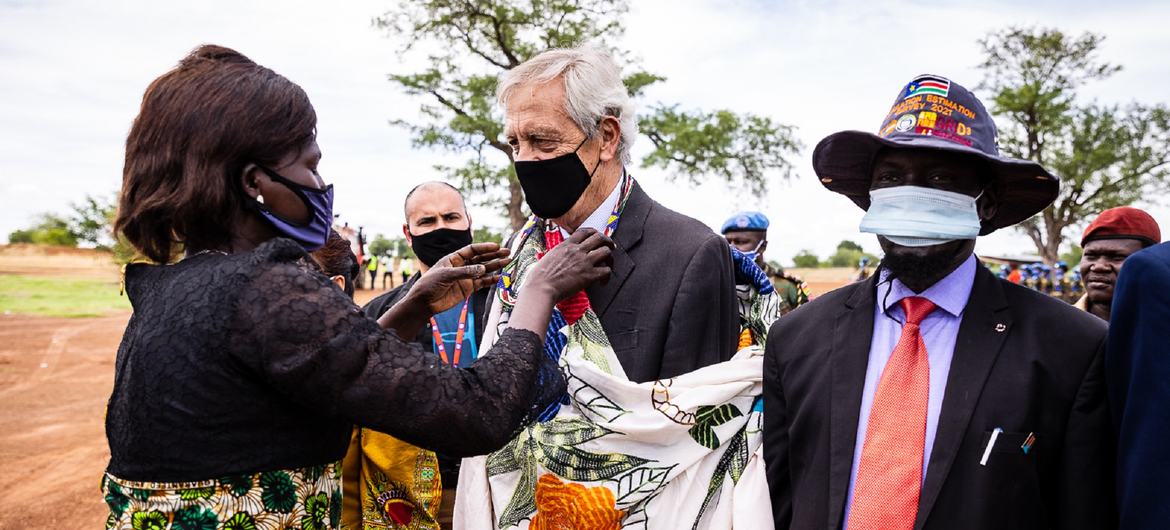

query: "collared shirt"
xmin=842 ymin=254 xmax=977 ymax=528
xmin=560 ymin=174 xmax=623 ymax=236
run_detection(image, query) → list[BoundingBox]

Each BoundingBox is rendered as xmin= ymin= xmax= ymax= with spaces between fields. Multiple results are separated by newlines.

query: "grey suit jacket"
xmin=585 ymin=182 xmax=738 ymax=383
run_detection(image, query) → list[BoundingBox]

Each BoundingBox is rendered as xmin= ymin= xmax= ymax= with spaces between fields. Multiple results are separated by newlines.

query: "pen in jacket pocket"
xmin=980 ymin=427 xmax=1003 ymax=466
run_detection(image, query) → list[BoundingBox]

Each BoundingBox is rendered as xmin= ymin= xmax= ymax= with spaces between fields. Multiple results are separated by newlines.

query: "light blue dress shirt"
xmin=842 ymin=254 xmax=977 ymax=528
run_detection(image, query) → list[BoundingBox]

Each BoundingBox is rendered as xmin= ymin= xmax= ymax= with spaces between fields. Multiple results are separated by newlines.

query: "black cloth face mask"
xmin=409 ymin=227 xmax=473 ymax=267
xmin=513 ymin=136 xmax=602 ymax=219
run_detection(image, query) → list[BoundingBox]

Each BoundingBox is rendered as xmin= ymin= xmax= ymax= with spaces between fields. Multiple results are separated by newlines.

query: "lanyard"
xmin=430 ymin=298 xmax=470 ymax=366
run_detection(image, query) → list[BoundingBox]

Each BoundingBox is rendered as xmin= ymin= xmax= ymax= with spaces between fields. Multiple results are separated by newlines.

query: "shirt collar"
xmin=877 ymin=253 xmax=977 ymax=317
xmin=565 ymin=173 xmax=623 ymax=234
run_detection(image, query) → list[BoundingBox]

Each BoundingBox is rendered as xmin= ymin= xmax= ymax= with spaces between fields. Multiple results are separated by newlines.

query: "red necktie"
xmin=847 ymin=296 xmax=937 ymax=530
xmin=542 ymin=228 xmax=590 ymax=325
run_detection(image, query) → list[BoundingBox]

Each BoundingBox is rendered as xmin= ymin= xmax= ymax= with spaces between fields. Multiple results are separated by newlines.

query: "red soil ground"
xmin=0 ymin=288 xmax=393 ymax=530
xmin=0 ymin=243 xmax=394 ymax=529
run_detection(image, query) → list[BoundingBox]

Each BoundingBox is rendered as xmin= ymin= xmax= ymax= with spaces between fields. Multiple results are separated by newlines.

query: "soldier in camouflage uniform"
xmin=721 ymin=211 xmax=810 ymax=315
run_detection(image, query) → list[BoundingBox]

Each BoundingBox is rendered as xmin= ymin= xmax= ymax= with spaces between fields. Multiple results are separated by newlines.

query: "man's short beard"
xmin=880 ymin=244 xmax=965 ymax=292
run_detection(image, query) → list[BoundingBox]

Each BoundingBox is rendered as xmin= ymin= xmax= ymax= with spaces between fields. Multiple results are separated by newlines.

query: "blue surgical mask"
xmin=254 ymin=164 xmax=334 ymax=251
xmin=737 ymin=240 xmax=765 ymax=262
xmin=859 ymin=186 xmax=982 ymax=247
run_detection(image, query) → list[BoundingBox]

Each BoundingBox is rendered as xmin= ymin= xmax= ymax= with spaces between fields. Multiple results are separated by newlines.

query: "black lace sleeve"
xmin=228 ymin=251 xmax=565 ymax=457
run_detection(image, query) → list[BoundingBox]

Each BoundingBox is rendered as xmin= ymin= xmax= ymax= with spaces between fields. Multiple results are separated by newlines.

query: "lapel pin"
xmin=995 ymin=323 xmax=1006 ymax=333
xmin=1021 ymin=432 xmax=1036 ymax=454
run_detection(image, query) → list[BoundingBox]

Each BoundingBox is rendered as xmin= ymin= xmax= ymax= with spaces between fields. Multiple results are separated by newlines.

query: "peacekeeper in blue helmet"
xmin=722 ymin=211 xmax=810 ymax=314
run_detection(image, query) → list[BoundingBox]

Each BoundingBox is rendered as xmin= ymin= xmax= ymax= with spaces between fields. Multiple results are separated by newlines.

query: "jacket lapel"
xmin=827 ymin=276 xmax=879 ymax=529
xmin=586 ymin=182 xmax=647 ymax=317
xmin=914 ymin=265 xmax=1012 ymax=529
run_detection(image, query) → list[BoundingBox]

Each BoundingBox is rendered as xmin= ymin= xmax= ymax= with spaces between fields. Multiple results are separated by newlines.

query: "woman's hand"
xmin=525 ymin=228 xmax=615 ymax=303
xmin=503 ymin=229 xmax=614 ymax=340
xmin=412 ymin=242 xmax=512 ymax=314
xmin=377 ymin=243 xmax=509 ymax=338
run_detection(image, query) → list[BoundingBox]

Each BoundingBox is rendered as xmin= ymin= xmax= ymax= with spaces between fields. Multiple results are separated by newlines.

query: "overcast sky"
xmin=2 ymin=0 xmax=1167 ymax=264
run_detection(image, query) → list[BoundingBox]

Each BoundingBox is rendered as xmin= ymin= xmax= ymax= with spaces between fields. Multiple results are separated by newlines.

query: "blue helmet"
xmin=721 ymin=211 xmax=769 ymax=234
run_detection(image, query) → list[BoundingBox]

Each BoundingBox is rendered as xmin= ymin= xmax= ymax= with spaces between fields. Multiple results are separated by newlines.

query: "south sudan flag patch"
xmin=903 ymin=75 xmax=951 ymax=99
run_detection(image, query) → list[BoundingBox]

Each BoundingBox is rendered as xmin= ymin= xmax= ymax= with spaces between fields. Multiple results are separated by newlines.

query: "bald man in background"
xmin=357 ymin=181 xmax=488 ymax=529
xmin=364 ymin=181 xmax=486 ymax=341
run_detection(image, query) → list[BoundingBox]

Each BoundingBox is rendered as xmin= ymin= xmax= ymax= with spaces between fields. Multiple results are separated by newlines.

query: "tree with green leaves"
xmin=375 ymin=0 xmax=800 ymax=231
xmin=8 ymin=214 xmax=77 ymax=246
xmin=68 ymin=193 xmax=118 ymax=248
xmin=473 ymin=225 xmax=505 ymax=245
xmin=791 ymin=250 xmax=821 ymax=269
xmin=826 ymin=240 xmax=878 ymax=268
xmin=367 ymin=234 xmax=414 ymax=259
xmin=978 ymin=27 xmax=1170 ymax=263
xmin=7 ymin=193 xmax=119 ymax=248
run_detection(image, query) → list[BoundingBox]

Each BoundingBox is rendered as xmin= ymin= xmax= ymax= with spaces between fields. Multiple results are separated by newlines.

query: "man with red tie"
xmin=763 ymin=75 xmax=1114 ymax=529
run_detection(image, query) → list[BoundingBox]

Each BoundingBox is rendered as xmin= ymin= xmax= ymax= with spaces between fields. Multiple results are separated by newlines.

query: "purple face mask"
xmin=254 ymin=164 xmax=334 ymax=251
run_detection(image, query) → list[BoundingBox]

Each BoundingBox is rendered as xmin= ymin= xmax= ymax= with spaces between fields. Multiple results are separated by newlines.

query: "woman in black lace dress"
xmin=101 ymin=45 xmax=613 ymax=530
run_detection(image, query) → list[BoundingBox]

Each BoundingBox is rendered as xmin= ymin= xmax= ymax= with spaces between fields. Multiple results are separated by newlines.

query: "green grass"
xmin=0 ymin=274 xmax=131 ymax=317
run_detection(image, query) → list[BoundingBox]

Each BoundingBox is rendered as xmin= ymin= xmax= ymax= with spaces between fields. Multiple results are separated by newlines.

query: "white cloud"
xmin=1 ymin=0 xmax=1167 ymax=263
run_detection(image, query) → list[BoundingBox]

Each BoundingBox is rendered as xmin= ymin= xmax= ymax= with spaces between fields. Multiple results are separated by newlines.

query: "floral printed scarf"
xmin=459 ymin=196 xmax=780 ymax=529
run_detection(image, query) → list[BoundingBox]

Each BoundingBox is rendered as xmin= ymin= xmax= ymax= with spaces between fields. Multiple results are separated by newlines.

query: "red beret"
xmin=1081 ymin=206 xmax=1161 ymax=247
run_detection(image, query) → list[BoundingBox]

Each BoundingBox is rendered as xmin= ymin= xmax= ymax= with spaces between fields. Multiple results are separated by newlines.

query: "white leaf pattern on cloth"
xmin=454 ymin=347 xmax=773 ymax=530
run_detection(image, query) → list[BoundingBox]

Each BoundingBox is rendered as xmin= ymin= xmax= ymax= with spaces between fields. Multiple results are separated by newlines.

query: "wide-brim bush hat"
xmin=812 ymin=74 xmax=1058 ymax=235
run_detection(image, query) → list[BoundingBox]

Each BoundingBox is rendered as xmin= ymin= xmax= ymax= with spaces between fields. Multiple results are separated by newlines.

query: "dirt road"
xmin=0 ymin=312 xmax=129 ymax=529
xmin=0 ymin=287 xmax=389 ymax=530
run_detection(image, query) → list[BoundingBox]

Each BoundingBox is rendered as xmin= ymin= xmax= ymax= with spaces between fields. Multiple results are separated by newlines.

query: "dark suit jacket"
xmin=764 ymin=263 xmax=1115 ymax=529
xmin=1106 ymin=242 xmax=1170 ymax=528
xmin=361 ymin=272 xmax=490 ymax=353
xmin=582 ymin=182 xmax=738 ymax=383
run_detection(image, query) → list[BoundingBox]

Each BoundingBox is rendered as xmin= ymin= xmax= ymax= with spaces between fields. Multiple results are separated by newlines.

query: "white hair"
xmin=497 ymin=46 xmax=637 ymax=165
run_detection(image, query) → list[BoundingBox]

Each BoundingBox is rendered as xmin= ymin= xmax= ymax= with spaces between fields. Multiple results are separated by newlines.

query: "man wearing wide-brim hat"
xmin=762 ymin=75 xmax=1114 ymax=530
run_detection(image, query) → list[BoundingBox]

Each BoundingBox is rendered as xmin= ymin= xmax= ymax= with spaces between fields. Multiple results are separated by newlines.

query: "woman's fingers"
xmin=479 ymin=256 xmax=512 ymax=274
xmin=473 ymin=273 xmax=502 ymax=291
xmin=466 ymin=241 xmax=501 ymax=256
xmin=433 ymin=264 xmax=486 ymax=282
xmin=470 ymin=248 xmax=511 ymax=265
xmin=590 ymin=265 xmax=613 ymax=286
xmin=576 ymin=229 xmax=615 ymax=253
xmin=446 ymin=242 xmax=501 ymax=266
xmin=567 ymin=227 xmax=597 ymax=244
xmin=585 ymin=245 xmax=612 ymax=264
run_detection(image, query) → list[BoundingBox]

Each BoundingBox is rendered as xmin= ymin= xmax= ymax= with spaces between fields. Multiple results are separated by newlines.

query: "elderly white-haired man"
xmin=488 ymin=46 xmax=738 ymax=383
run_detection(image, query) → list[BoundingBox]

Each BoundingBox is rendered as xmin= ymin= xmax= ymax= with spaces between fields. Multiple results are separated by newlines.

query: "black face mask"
xmin=513 ymin=137 xmax=601 ymax=219
xmin=409 ymin=227 xmax=473 ymax=267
